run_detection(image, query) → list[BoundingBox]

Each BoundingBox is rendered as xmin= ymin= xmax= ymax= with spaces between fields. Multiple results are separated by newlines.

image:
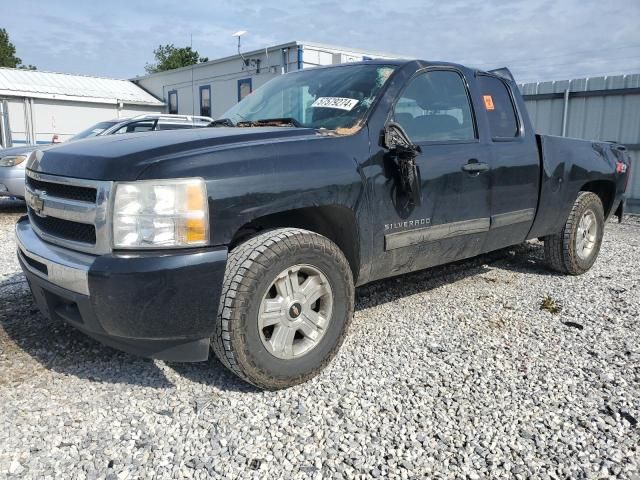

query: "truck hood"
xmin=27 ymin=127 xmax=317 ymax=181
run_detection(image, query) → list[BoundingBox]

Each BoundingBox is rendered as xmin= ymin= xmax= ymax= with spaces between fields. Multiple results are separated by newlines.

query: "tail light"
xmin=616 ymin=161 xmax=627 ymax=174
xmin=612 ymin=146 xmax=631 ymax=191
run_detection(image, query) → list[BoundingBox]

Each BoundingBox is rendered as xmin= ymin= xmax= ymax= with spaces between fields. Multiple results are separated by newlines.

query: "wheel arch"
xmin=579 ymin=180 xmax=616 ymax=218
xmin=229 ymin=205 xmax=361 ymax=282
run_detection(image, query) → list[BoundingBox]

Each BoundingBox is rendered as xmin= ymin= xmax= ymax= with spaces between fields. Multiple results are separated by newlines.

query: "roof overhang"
xmin=0 ymin=89 xmax=165 ymax=106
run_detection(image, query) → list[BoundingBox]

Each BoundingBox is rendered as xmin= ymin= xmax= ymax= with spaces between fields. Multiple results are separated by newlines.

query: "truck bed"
xmin=528 ymin=134 xmax=623 ymax=239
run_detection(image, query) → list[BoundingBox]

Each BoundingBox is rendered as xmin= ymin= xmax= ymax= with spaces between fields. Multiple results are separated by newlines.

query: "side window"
xmin=112 ymin=120 xmax=155 ymax=135
xmin=168 ymin=90 xmax=178 ymax=114
xmin=156 ymin=122 xmax=194 ymax=131
xmin=200 ymin=85 xmax=211 ymax=117
xmin=477 ymin=76 xmax=519 ymax=138
xmin=393 ymin=70 xmax=475 ymax=143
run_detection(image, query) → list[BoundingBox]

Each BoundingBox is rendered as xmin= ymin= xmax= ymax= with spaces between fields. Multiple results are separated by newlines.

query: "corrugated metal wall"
xmin=519 ymin=74 xmax=640 ymax=211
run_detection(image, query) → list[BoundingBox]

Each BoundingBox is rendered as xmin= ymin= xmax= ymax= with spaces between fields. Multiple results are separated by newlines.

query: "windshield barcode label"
xmin=311 ymin=97 xmax=359 ymax=111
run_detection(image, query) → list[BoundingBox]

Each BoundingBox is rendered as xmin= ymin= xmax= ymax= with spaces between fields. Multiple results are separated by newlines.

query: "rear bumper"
xmin=16 ymin=216 xmax=228 ymax=361
xmin=0 ymin=166 xmax=25 ymax=198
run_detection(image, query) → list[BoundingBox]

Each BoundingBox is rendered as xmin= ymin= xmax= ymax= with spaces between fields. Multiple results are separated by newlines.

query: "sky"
xmin=2 ymin=0 xmax=639 ymax=84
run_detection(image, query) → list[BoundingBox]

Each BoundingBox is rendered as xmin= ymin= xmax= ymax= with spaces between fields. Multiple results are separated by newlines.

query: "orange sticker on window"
xmin=483 ymin=95 xmax=495 ymax=110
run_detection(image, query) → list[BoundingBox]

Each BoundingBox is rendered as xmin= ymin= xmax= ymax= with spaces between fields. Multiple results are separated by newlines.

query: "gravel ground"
xmin=0 ymin=198 xmax=638 ymax=479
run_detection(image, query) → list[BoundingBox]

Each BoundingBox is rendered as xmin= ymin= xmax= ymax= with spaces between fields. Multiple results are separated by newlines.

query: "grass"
xmin=540 ymin=295 xmax=562 ymax=314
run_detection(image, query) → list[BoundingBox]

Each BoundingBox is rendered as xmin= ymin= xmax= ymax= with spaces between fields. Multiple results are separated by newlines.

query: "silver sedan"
xmin=0 ymin=115 xmax=213 ymax=199
xmin=0 ymin=145 xmax=32 ymax=198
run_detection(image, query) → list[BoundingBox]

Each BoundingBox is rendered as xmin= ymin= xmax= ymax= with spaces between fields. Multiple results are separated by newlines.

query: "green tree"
xmin=145 ymin=44 xmax=209 ymax=73
xmin=0 ymin=28 xmax=36 ymax=69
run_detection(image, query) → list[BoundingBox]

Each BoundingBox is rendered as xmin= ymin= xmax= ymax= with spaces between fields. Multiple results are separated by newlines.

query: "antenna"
xmin=233 ymin=30 xmax=248 ymax=65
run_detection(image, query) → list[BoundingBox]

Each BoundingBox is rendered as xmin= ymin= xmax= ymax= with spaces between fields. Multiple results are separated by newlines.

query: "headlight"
xmin=112 ymin=178 xmax=209 ymax=248
xmin=0 ymin=155 xmax=27 ymax=167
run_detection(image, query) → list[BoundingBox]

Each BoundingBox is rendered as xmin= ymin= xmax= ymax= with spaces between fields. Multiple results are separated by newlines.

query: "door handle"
xmin=462 ymin=160 xmax=489 ymax=174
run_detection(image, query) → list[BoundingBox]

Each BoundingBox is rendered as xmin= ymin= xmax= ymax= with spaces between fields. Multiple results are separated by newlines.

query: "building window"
xmin=168 ymin=90 xmax=178 ymax=114
xmin=199 ymin=85 xmax=211 ymax=117
xmin=237 ymin=78 xmax=252 ymax=102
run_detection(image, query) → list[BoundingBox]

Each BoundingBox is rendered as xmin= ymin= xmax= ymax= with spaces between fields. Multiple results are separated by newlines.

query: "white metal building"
xmin=0 ymin=68 xmax=164 ymax=147
xmin=133 ymin=41 xmax=401 ymax=120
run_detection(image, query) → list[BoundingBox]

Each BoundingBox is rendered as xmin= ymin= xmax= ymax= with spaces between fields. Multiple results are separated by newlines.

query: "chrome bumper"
xmin=15 ymin=218 xmax=94 ymax=295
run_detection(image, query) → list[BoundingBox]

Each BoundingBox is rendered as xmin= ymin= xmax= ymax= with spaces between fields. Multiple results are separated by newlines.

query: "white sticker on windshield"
xmin=311 ymin=97 xmax=359 ymax=111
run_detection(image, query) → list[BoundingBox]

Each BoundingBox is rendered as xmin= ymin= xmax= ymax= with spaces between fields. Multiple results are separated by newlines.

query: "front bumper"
xmin=0 ymin=166 xmax=26 ymax=198
xmin=16 ymin=216 xmax=228 ymax=361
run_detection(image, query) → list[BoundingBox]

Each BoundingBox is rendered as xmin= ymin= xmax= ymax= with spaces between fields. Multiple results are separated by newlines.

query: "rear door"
xmin=476 ymin=75 xmax=540 ymax=252
xmin=368 ymin=68 xmax=492 ymax=279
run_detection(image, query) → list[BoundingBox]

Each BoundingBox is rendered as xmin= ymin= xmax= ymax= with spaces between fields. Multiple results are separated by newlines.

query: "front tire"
xmin=544 ymin=191 xmax=605 ymax=275
xmin=211 ymin=228 xmax=354 ymax=390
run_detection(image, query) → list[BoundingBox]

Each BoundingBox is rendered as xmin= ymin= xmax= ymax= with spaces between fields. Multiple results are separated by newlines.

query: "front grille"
xmin=26 ymin=170 xmax=112 ymax=254
xmin=29 ymin=207 xmax=97 ymax=244
xmin=26 ymin=175 xmax=97 ymax=203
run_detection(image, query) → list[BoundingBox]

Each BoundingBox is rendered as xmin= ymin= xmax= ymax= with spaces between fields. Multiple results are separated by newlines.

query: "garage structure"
xmin=133 ymin=41 xmax=400 ymax=120
xmin=0 ymin=68 xmax=164 ymax=147
xmin=519 ymin=74 xmax=640 ymax=212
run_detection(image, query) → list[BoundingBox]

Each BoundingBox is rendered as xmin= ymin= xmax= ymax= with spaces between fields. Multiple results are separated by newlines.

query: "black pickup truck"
xmin=16 ymin=60 xmax=630 ymax=389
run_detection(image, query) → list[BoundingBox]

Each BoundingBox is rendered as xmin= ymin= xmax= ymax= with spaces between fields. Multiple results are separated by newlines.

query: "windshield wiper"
xmin=209 ymin=118 xmax=235 ymax=127
xmin=236 ymin=118 xmax=302 ymax=128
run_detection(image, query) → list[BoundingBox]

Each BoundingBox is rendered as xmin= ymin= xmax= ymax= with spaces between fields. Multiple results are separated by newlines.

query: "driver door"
xmin=368 ymin=68 xmax=492 ymax=280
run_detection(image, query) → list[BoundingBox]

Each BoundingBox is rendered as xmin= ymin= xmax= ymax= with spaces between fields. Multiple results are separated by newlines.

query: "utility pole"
xmin=191 ymin=33 xmax=195 ymax=115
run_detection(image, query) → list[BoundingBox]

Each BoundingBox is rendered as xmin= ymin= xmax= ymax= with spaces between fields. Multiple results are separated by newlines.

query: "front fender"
xmin=135 ymin=130 xmax=373 ymax=280
xmin=204 ymin=133 xmax=369 ymax=247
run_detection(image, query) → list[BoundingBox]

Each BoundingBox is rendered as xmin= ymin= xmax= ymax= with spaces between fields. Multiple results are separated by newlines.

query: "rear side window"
xmin=478 ymin=76 xmax=519 ymax=138
xmin=392 ymin=70 xmax=475 ymax=143
xmin=112 ymin=120 xmax=156 ymax=135
xmin=156 ymin=122 xmax=196 ymax=131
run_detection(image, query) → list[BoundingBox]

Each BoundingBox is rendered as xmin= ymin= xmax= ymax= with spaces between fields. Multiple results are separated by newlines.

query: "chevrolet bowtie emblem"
xmin=28 ymin=190 xmax=46 ymax=216
xmin=289 ymin=302 xmax=302 ymax=318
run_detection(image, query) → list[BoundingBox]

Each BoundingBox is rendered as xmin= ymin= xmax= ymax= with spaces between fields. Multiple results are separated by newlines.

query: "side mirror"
xmin=383 ymin=122 xmax=422 ymax=206
xmin=384 ymin=122 xmax=420 ymax=155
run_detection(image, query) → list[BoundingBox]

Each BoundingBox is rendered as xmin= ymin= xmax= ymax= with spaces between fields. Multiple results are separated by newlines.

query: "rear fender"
xmin=528 ymin=135 xmax=618 ymax=239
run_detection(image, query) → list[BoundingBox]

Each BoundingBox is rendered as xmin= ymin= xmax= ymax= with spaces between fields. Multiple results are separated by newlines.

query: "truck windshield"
xmin=220 ymin=64 xmax=396 ymax=131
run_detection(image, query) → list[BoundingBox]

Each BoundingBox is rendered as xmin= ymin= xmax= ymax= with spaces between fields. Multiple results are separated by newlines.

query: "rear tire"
xmin=543 ymin=191 xmax=604 ymax=275
xmin=211 ymin=228 xmax=354 ymax=390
